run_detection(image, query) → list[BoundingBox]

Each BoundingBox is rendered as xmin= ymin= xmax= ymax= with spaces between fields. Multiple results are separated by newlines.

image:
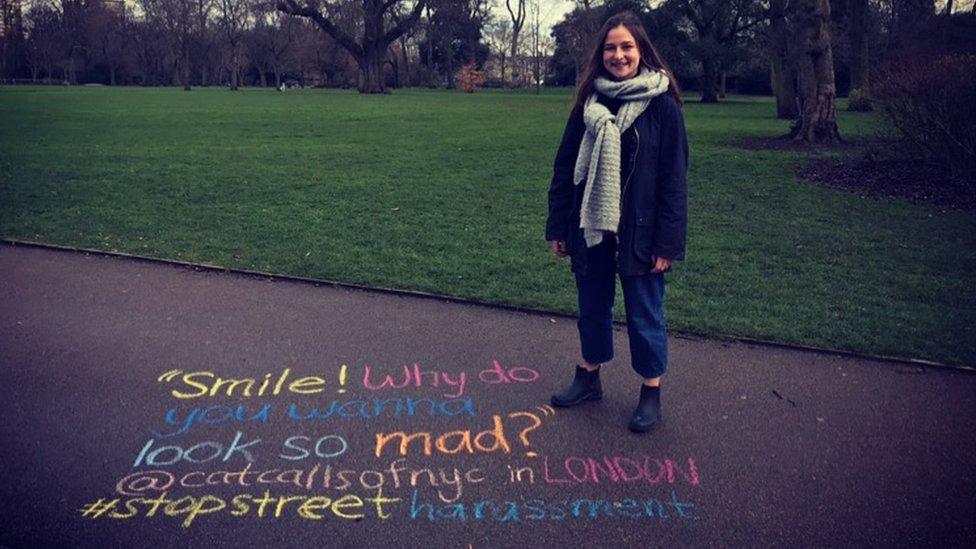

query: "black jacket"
xmin=545 ymin=93 xmax=689 ymax=276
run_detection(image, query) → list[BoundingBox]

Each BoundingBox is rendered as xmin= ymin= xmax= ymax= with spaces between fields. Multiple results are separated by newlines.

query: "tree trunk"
xmin=700 ymin=57 xmax=719 ymax=103
xmin=848 ymin=0 xmax=869 ymax=95
xmin=507 ymin=0 xmax=525 ymax=88
xmin=202 ymin=67 xmax=209 ymax=87
xmin=229 ymin=44 xmax=239 ymax=91
xmin=769 ymin=0 xmax=798 ymax=119
xmin=445 ymin=48 xmax=455 ymax=89
xmin=182 ymin=43 xmax=191 ymax=91
xmin=509 ymin=31 xmax=520 ymax=87
xmin=67 ymin=56 xmax=77 ymax=84
xmin=399 ymin=38 xmax=411 ymax=87
xmin=719 ymin=70 xmax=727 ymax=98
xmin=789 ymin=0 xmax=841 ymax=143
xmin=390 ymin=58 xmax=402 ymax=88
xmin=259 ymin=70 xmax=267 ymax=87
xmin=274 ymin=68 xmax=281 ymax=88
xmin=770 ymin=60 xmax=798 ymax=119
xmin=942 ymin=0 xmax=954 ymax=45
xmin=358 ymin=49 xmax=386 ymax=93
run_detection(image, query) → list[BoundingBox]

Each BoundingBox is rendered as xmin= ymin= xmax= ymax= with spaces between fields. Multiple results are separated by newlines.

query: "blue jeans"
xmin=574 ymin=237 xmax=668 ymax=379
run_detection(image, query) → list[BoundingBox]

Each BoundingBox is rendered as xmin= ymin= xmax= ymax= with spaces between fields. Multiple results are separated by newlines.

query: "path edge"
xmin=4 ymin=237 xmax=973 ymax=373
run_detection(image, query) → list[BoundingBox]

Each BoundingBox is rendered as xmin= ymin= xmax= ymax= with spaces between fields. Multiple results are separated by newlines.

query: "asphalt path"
xmin=1 ymin=242 xmax=974 ymax=548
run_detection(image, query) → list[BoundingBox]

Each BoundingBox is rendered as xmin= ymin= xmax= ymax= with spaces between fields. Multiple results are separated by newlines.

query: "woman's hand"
xmin=650 ymin=255 xmax=672 ymax=273
xmin=550 ymin=240 xmax=568 ymax=258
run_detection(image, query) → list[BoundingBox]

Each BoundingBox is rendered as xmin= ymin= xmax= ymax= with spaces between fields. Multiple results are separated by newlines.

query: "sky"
xmin=535 ymin=0 xmax=576 ymax=32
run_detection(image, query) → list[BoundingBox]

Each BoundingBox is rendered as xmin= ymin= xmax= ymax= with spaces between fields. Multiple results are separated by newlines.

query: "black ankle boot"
xmin=551 ymin=365 xmax=602 ymax=407
xmin=628 ymin=384 xmax=661 ymax=433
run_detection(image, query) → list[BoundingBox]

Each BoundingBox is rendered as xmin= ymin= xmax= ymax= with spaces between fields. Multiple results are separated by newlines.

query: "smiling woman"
xmin=603 ymin=26 xmax=642 ymax=81
xmin=545 ymin=11 xmax=689 ymax=433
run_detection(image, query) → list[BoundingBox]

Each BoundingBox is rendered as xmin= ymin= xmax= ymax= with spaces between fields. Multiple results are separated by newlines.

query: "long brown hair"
xmin=573 ymin=11 xmax=683 ymax=109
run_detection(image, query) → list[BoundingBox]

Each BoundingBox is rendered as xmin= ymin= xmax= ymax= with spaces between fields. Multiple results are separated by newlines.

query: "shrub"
xmin=873 ymin=54 xmax=976 ymax=178
xmin=457 ymin=63 xmax=485 ymax=94
xmin=846 ymin=88 xmax=873 ymax=112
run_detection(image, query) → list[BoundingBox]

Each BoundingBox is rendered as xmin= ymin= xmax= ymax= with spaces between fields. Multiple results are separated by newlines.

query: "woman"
xmin=545 ymin=11 xmax=688 ymax=433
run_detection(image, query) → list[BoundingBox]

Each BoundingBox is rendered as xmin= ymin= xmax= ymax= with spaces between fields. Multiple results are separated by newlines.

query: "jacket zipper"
xmin=621 ymin=127 xmax=639 ymax=207
xmin=615 ymin=127 xmax=639 ymax=261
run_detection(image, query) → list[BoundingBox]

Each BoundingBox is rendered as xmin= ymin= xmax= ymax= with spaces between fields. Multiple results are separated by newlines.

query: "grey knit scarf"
xmin=574 ymin=67 xmax=670 ymax=248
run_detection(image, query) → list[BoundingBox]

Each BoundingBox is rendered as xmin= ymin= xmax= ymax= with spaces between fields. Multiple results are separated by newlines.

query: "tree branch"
xmin=276 ymin=0 xmax=364 ymax=59
xmin=382 ymin=0 xmax=427 ymax=45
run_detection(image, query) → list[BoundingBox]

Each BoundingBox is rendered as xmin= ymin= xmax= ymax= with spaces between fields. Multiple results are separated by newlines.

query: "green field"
xmin=1 ymin=86 xmax=974 ymax=366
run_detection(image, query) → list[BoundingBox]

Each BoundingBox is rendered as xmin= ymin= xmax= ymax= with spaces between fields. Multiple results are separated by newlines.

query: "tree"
xmin=129 ymin=15 xmax=170 ymax=84
xmin=767 ymin=0 xmax=798 ymax=118
xmin=249 ymin=0 xmax=296 ymax=87
xmin=847 ymin=0 xmax=870 ymax=106
xmin=672 ymin=0 xmax=765 ymax=103
xmin=1 ymin=0 xmax=28 ymax=79
xmin=889 ymin=0 xmax=934 ymax=45
xmin=419 ymin=0 xmax=489 ymax=88
xmin=567 ymin=0 xmax=602 ymax=83
xmin=141 ymin=0 xmax=195 ymax=89
xmin=276 ymin=0 xmax=428 ymax=93
xmin=24 ymin=1 xmax=62 ymax=81
xmin=483 ymin=10 xmax=511 ymax=85
xmin=789 ymin=0 xmax=841 ymax=142
xmin=90 ymin=0 xmax=133 ymax=85
xmin=55 ymin=0 xmax=92 ymax=84
xmin=527 ymin=0 xmax=550 ymax=93
xmin=386 ymin=0 xmax=425 ymax=87
xmin=504 ymin=0 xmax=524 ymax=85
xmin=216 ymin=0 xmax=249 ymax=90
xmin=192 ymin=0 xmax=218 ymax=86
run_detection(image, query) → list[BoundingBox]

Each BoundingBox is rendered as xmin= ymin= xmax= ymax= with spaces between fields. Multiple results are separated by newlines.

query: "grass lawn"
xmin=1 ymin=85 xmax=974 ymax=366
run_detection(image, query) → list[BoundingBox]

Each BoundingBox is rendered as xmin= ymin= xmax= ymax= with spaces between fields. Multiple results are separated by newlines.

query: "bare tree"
xmin=276 ymin=0 xmax=428 ymax=93
xmin=527 ymin=0 xmax=549 ymax=93
xmin=24 ymin=1 xmax=62 ymax=81
xmin=250 ymin=0 xmax=295 ymax=87
xmin=141 ymin=0 xmax=195 ymax=89
xmin=91 ymin=0 xmax=132 ymax=85
xmin=484 ymin=10 xmax=511 ymax=85
xmin=192 ymin=0 xmax=217 ymax=86
xmin=788 ymin=0 xmax=840 ymax=142
xmin=216 ymin=0 xmax=249 ymax=90
xmin=504 ymin=0 xmax=524 ymax=85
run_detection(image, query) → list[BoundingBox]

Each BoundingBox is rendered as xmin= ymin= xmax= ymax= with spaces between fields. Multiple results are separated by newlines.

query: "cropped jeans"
xmin=574 ymin=236 xmax=668 ymax=379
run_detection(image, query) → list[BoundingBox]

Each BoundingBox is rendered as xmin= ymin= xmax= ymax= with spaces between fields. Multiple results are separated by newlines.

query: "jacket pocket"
xmin=633 ymin=215 xmax=655 ymax=263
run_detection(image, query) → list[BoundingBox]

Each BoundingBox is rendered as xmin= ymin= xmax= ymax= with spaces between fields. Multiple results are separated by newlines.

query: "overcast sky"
xmin=535 ymin=0 xmax=576 ymax=32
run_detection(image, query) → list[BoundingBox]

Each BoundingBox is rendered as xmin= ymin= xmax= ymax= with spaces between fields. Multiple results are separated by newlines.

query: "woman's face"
xmin=603 ymin=25 xmax=641 ymax=81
